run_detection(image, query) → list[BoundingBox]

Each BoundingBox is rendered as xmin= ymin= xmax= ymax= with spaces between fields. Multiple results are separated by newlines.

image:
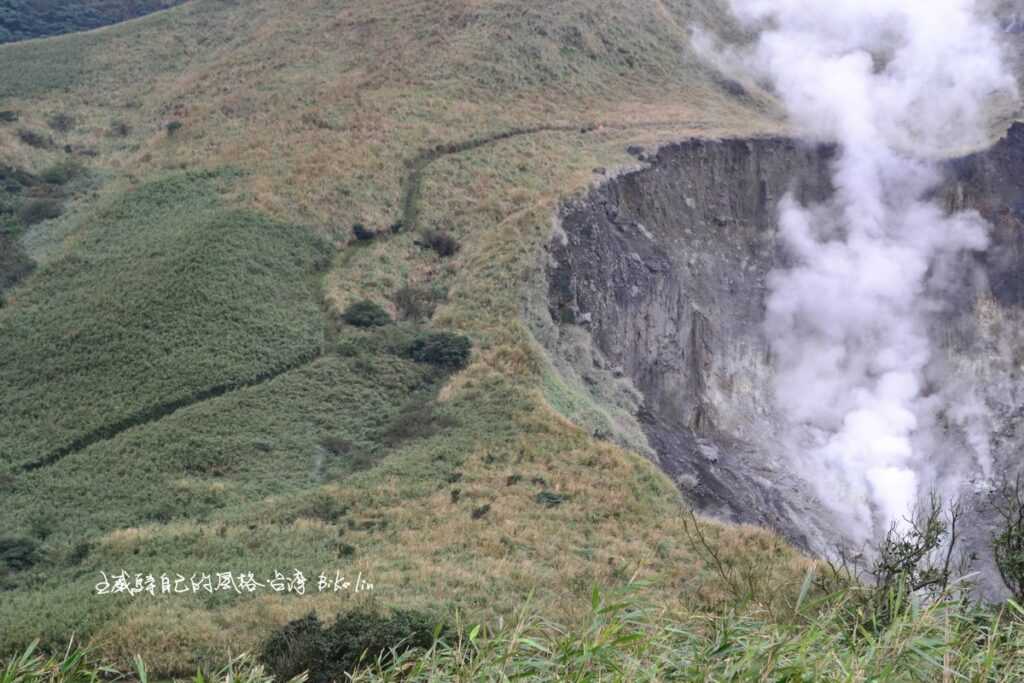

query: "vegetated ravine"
xmin=542 ymin=123 xmax=1024 ymax=599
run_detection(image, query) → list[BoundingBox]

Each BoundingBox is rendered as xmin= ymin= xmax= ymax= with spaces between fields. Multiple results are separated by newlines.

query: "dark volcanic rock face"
xmin=543 ymin=126 xmax=1024 ymax=589
xmin=546 ymin=137 xmax=842 ymax=553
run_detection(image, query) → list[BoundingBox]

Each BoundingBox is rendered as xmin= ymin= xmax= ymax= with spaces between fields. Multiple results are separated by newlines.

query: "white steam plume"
xmin=723 ymin=0 xmax=1018 ymax=543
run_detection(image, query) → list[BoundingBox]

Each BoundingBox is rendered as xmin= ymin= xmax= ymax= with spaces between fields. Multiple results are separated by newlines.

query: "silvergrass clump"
xmin=1 ymin=642 xmax=304 ymax=683
xmin=347 ymin=583 xmax=1024 ymax=682
xmin=1 ymin=640 xmax=116 ymax=683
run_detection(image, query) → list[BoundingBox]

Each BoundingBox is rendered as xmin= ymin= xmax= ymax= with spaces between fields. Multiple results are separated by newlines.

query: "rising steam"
xmin=721 ymin=1 xmax=1018 ymax=543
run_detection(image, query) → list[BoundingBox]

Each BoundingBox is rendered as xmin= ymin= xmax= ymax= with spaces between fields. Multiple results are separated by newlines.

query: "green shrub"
xmin=17 ymin=128 xmax=49 ymax=148
xmin=109 ymin=120 xmax=131 ymax=137
xmin=261 ymin=610 xmax=441 ymax=683
xmin=321 ymin=437 xmax=352 ymax=456
xmin=381 ymin=403 xmax=457 ymax=447
xmin=420 ymin=229 xmax=460 ymax=257
xmin=352 ymin=223 xmax=376 ymax=241
xmin=166 ymin=120 xmax=183 ymax=136
xmin=406 ymin=332 xmax=471 ymax=369
xmin=260 ymin=614 xmax=326 ymax=683
xmin=0 ymin=111 xmax=18 ymax=123
xmin=0 ymin=537 xmax=38 ymax=572
xmin=47 ymin=112 xmax=75 ymax=133
xmin=40 ymin=160 xmax=84 ymax=185
xmin=341 ymin=300 xmax=391 ymax=328
xmin=18 ymin=198 xmax=62 ymax=226
xmin=67 ymin=541 xmax=91 ymax=566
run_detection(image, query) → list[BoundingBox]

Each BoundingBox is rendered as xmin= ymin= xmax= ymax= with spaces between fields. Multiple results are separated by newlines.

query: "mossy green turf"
xmin=0 ymin=170 xmax=328 ymax=470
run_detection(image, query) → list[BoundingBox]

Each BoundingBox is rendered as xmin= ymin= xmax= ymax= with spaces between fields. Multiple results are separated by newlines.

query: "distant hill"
xmin=0 ymin=0 xmax=187 ymax=43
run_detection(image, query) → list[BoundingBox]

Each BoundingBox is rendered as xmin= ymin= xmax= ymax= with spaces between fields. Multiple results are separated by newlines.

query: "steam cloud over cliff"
xmin=724 ymin=0 xmax=1018 ymax=543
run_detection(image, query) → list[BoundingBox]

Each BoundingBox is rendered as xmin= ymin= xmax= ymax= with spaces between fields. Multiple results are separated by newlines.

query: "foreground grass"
xmin=1 ymin=644 xmax=300 ymax=683
xmin=346 ymin=585 xmax=1024 ymax=682
xmin=5 ymin=583 xmax=1024 ymax=682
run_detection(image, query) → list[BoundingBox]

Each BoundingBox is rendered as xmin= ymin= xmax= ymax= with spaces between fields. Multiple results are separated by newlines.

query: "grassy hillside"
xmin=0 ymin=0 xmax=187 ymax=44
xmin=5 ymin=0 xmax=1016 ymax=678
xmin=1 ymin=170 xmax=328 ymax=470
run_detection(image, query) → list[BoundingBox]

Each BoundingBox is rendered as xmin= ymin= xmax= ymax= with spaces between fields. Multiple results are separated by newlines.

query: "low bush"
xmin=301 ymin=494 xmax=349 ymax=524
xmin=420 ymin=229 xmax=460 ymax=257
xmin=17 ymin=128 xmax=49 ymax=148
xmin=166 ymin=120 xmax=183 ymax=136
xmin=40 ymin=160 xmax=84 ymax=185
xmin=261 ymin=610 xmax=442 ymax=683
xmin=352 ymin=223 xmax=376 ymax=241
xmin=321 ymin=437 xmax=353 ymax=456
xmin=18 ymin=198 xmax=62 ymax=226
xmin=46 ymin=112 xmax=75 ymax=133
xmin=109 ymin=120 xmax=131 ymax=137
xmin=0 ymin=111 xmax=18 ymax=123
xmin=341 ymin=300 xmax=392 ymax=328
xmin=0 ymin=537 xmax=38 ymax=572
xmin=380 ymin=403 xmax=457 ymax=447
xmin=406 ymin=332 xmax=471 ymax=370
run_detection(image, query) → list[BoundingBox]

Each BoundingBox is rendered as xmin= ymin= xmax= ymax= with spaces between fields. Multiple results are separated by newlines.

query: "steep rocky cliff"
xmin=542 ymin=124 xmax=1024 ymax=595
